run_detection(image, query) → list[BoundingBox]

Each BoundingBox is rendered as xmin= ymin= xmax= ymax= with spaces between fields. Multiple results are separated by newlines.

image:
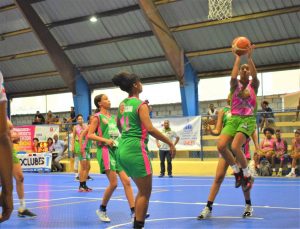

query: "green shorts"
xmin=78 ymin=151 xmax=91 ymax=161
xmin=221 ymin=115 xmax=256 ymax=137
xmin=12 ymin=148 xmax=19 ymax=164
xmin=96 ymin=146 xmax=123 ymax=174
xmin=118 ymin=138 xmax=152 ymax=178
xmin=74 ymin=140 xmax=81 ymax=155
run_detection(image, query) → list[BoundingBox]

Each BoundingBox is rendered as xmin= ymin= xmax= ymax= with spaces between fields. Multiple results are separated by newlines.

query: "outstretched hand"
xmin=247 ymin=44 xmax=255 ymax=58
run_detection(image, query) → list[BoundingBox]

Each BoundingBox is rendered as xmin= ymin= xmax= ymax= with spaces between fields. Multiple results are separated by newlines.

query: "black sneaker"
xmin=168 ymin=175 xmax=173 ymax=178
xmin=234 ymin=171 xmax=243 ymax=188
xmin=18 ymin=209 xmax=37 ymax=218
xmin=87 ymin=176 xmax=93 ymax=181
xmin=158 ymin=174 xmax=164 ymax=178
xmin=242 ymin=176 xmax=254 ymax=192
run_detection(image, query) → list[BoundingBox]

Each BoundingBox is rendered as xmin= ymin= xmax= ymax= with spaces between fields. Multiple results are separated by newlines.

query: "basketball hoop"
xmin=208 ymin=0 xmax=232 ymax=21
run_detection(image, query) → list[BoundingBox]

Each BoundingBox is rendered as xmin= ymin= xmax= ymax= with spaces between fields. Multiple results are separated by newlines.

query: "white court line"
xmin=107 ymin=216 xmax=264 ymax=229
xmin=152 ymin=184 xmax=300 ymax=188
xmin=72 ymin=197 xmax=299 ymax=211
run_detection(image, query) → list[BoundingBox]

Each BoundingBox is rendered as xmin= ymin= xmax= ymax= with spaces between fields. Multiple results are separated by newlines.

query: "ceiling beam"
xmin=14 ymin=0 xmax=76 ymax=93
xmin=0 ymin=4 xmax=16 ymax=12
xmin=5 ymin=71 xmax=58 ymax=82
xmin=0 ymin=50 xmax=46 ymax=62
xmin=63 ymin=31 xmax=153 ymax=50
xmin=89 ymin=74 xmax=177 ymax=89
xmin=79 ymin=56 xmax=166 ymax=72
xmin=186 ymin=37 xmax=300 ymax=58
xmin=46 ymin=4 xmax=140 ymax=28
xmin=138 ymin=0 xmax=184 ymax=84
xmin=2 ymin=37 xmax=298 ymax=63
xmin=170 ymin=6 xmax=300 ymax=32
xmin=154 ymin=0 xmax=177 ymax=5
xmin=0 ymin=28 xmax=32 ymax=40
xmin=8 ymin=87 xmax=69 ymax=99
xmin=197 ymin=62 xmax=300 ymax=79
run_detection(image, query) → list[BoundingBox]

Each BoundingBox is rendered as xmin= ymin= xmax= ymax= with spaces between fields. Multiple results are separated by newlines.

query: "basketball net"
xmin=208 ymin=0 xmax=232 ymax=21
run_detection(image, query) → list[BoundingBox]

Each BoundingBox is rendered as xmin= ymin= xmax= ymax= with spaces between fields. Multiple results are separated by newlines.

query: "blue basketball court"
xmin=1 ymin=173 xmax=299 ymax=228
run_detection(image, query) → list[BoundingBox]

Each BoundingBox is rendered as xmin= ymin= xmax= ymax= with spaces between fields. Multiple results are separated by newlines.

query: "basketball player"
xmin=0 ymin=71 xmax=13 ymax=222
xmin=198 ymin=97 xmax=259 ymax=219
xmin=112 ymin=72 xmax=176 ymax=229
xmin=218 ymin=44 xmax=259 ymax=192
xmin=87 ymin=94 xmax=136 ymax=223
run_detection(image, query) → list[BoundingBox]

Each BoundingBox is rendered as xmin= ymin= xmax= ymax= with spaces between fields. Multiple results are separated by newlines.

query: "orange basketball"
xmin=232 ymin=36 xmax=251 ymax=56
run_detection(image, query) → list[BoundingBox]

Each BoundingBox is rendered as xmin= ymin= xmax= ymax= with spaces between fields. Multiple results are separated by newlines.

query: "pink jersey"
xmin=261 ymin=137 xmax=275 ymax=151
xmin=75 ymin=124 xmax=86 ymax=140
xmin=231 ymin=80 xmax=256 ymax=116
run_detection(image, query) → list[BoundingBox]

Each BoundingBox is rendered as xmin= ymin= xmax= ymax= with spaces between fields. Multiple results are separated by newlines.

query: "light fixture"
xmin=89 ymin=16 xmax=98 ymax=23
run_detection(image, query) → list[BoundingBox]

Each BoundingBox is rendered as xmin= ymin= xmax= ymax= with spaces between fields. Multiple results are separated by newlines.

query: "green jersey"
xmin=117 ymin=97 xmax=149 ymax=144
xmin=96 ymin=113 xmax=120 ymax=146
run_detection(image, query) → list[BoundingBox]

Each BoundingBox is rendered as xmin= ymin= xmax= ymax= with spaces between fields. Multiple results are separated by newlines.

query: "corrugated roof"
xmin=5 ymin=75 xmax=66 ymax=93
xmin=158 ymin=0 xmax=300 ymax=27
xmin=0 ymin=32 xmax=43 ymax=56
xmin=49 ymin=10 xmax=150 ymax=46
xmin=32 ymin=0 xmax=138 ymax=24
xmin=0 ymin=8 xmax=28 ymax=34
xmin=190 ymin=43 xmax=300 ymax=73
xmin=0 ymin=55 xmax=56 ymax=77
xmin=0 ymin=0 xmax=13 ymax=7
xmin=0 ymin=0 xmax=299 ymax=97
xmin=82 ymin=61 xmax=173 ymax=85
xmin=173 ymin=12 xmax=300 ymax=52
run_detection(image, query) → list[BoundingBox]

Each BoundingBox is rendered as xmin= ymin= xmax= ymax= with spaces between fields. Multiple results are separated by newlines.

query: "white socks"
xmin=242 ymin=168 xmax=251 ymax=177
xmin=19 ymin=199 xmax=26 ymax=212
xmin=231 ymin=164 xmax=240 ymax=174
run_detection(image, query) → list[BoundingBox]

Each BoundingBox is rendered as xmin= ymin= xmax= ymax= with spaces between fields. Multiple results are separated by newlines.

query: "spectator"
xmin=156 ymin=120 xmax=180 ymax=178
xmin=45 ymin=110 xmax=55 ymax=124
xmin=254 ymin=127 xmax=275 ymax=171
xmin=272 ymin=129 xmax=288 ymax=176
xmin=47 ymin=137 xmax=54 ymax=152
xmin=32 ymin=138 xmax=41 ymax=153
xmin=32 ymin=111 xmax=45 ymax=125
xmin=286 ymin=129 xmax=300 ymax=177
xmin=259 ymin=101 xmax=275 ymax=131
xmin=52 ymin=134 xmax=67 ymax=172
xmin=207 ymin=104 xmax=218 ymax=126
xmin=67 ymin=106 xmax=76 ymax=123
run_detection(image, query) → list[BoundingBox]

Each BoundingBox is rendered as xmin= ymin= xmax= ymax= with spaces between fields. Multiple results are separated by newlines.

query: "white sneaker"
xmin=96 ymin=209 xmax=110 ymax=222
xmin=286 ymin=172 xmax=296 ymax=178
xmin=197 ymin=206 xmax=211 ymax=220
xmin=242 ymin=204 xmax=253 ymax=217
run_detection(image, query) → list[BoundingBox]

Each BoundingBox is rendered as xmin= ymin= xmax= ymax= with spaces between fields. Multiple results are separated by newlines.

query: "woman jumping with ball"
xmin=218 ymin=40 xmax=259 ymax=192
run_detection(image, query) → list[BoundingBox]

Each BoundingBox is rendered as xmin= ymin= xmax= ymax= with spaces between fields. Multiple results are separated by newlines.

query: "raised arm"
xmin=230 ymin=54 xmax=241 ymax=91
xmin=139 ymin=104 xmax=176 ymax=158
xmin=87 ymin=116 xmax=114 ymax=147
xmin=248 ymin=45 xmax=259 ymax=92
